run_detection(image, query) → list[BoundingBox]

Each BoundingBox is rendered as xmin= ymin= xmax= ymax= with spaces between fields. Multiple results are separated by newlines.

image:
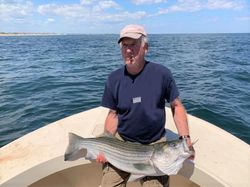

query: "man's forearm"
xmin=171 ymin=98 xmax=191 ymax=145
xmin=172 ymin=104 xmax=189 ymax=136
xmin=104 ymin=110 xmax=118 ymax=135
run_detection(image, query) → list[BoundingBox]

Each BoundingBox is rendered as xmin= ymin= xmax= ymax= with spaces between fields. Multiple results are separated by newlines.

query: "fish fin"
xmin=85 ymin=151 xmax=96 ymax=160
xmin=64 ymin=133 xmax=86 ymax=161
xmin=97 ymin=131 xmax=115 ymax=138
xmin=128 ymin=174 xmax=145 ymax=182
xmin=153 ymin=164 xmax=166 ymax=175
xmin=133 ymin=161 xmax=153 ymax=171
xmin=64 ymin=148 xmax=87 ymax=161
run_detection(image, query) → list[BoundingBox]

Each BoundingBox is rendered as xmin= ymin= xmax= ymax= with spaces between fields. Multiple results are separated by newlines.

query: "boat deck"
xmin=29 ymin=163 xmax=199 ymax=187
xmin=0 ymin=107 xmax=250 ymax=187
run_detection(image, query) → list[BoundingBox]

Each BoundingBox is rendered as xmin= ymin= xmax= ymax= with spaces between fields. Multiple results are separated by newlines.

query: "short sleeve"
xmin=164 ymin=70 xmax=179 ymax=103
xmin=101 ymin=79 xmax=117 ymax=110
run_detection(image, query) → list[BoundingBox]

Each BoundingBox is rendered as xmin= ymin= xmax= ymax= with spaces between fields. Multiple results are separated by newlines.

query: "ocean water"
xmin=0 ymin=33 xmax=249 ymax=147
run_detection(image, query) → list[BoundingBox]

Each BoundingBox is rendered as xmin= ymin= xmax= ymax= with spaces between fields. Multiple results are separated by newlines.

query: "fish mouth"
xmin=182 ymin=140 xmax=195 ymax=156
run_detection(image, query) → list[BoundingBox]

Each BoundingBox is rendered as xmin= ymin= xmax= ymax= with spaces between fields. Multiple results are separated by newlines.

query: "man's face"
xmin=120 ymin=37 xmax=146 ymax=67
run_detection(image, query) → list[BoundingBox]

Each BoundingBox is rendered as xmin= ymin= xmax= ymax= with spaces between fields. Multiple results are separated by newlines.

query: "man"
xmin=98 ymin=24 xmax=194 ymax=187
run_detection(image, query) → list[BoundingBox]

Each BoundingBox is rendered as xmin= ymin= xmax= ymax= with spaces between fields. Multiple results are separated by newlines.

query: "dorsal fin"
xmin=97 ymin=132 xmax=115 ymax=138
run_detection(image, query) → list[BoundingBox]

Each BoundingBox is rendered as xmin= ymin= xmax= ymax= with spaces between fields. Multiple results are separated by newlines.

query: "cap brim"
xmin=118 ymin=33 xmax=142 ymax=43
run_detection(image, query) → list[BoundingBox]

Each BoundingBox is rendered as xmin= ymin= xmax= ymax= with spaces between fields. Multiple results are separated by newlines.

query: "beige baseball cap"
xmin=118 ymin=24 xmax=147 ymax=43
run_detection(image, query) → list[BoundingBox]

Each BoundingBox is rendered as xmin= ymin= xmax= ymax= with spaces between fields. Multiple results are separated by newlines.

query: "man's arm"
xmin=104 ymin=109 xmax=118 ymax=135
xmin=170 ymin=98 xmax=192 ymax=147
xmin=96 ymin=109 xmax=118 ymax=163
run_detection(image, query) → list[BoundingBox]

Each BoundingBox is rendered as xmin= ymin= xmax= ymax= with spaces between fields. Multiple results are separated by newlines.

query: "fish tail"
xmin=64 ymin=133 xmax=87 ymax=161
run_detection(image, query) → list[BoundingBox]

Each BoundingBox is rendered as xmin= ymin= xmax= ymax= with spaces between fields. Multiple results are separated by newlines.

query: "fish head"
xmin=162 ymin=139 xmax=194 ymax=159
xmin=151 ymin=139 xmax=194 ymax=175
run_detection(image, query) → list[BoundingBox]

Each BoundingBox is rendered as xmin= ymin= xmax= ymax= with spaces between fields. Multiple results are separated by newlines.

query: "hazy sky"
xmin=0 ymin=0 xmax=249 ymax=34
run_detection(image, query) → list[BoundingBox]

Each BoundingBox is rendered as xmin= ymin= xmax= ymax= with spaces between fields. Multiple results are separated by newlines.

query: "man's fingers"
xmin=96 ymin=152 xmax=107 ymax=163
xmin=188 ymin=155 xmax=195 ymax=160
xmin=188 ymin=146 xmax=195 ymax=160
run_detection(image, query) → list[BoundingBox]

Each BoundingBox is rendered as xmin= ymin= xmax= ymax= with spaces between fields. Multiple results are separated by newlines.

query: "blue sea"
xmin=0 ymin=33 xmax=249 ymax=147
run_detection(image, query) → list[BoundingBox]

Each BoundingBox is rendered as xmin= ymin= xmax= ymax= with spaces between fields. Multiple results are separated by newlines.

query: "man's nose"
xmin=125 ymin=47 xmax=133 ymax=53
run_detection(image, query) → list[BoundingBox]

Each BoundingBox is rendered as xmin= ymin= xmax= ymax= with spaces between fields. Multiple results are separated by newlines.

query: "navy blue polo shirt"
xmin=101 ymin=61 xmax=179 ymax=144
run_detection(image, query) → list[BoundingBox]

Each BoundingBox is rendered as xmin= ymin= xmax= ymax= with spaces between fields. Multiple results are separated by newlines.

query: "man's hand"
xmin=188 ymin=145 xmax=195 ymax=160
xmin=186 ymin=138 xmax=195 ymax=160
xmin=96 ymin=152 xmax=107 ymax=163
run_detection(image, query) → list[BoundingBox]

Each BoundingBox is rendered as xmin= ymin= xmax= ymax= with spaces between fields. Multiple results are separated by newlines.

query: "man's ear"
xmin=144 ymin=43 xmax=149 ymax=54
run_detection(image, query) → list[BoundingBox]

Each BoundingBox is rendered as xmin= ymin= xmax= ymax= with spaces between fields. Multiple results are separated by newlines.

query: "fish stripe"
xmin=64 ymin=133 xmax=194 ymax=176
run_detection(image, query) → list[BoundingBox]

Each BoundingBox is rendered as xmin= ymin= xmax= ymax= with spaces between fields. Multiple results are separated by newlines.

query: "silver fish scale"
xmin=82 ymin=137 xmax=154 ymax=163
xmin=65 ymin=133 xmax=193 ymax=176
xmin=80 ymin=137 xmax=158 ymax=175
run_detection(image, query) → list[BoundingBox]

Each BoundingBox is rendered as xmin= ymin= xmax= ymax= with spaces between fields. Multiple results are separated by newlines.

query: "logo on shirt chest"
xmin=132 ymin=97 xmax=141 ymax=104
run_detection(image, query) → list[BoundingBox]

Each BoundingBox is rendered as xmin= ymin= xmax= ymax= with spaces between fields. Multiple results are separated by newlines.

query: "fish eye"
xmin=170 ymin=142 xmax=177 ymax=147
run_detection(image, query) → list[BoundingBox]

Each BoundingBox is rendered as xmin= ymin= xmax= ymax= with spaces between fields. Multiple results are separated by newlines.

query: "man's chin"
xmin=125 ymin=60 xmax=135 ymax=66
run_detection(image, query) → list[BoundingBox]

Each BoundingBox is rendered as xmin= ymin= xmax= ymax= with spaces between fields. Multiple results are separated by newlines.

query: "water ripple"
xmin=0 ymin=34 xmax=249 ymax=147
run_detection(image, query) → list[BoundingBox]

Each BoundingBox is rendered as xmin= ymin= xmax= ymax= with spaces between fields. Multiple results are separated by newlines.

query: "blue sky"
xmin=0 ymin=0 xmax=249 ymax=34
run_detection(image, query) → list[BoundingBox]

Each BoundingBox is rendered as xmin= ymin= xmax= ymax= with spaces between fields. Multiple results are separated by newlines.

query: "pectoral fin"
xmin=132 ymin=159 xmax=155 ymax=174
xmin=133 ymin=163 xmax=152 ymax=171
xmin=85 ymin=150 xmax=96 ymax=160
xmin=64 ymin=148 xmax=87 ymax=161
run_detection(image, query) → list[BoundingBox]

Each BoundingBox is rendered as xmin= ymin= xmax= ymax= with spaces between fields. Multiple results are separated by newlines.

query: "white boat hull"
xmin=0 ymin=107 xmax=249 ymax=187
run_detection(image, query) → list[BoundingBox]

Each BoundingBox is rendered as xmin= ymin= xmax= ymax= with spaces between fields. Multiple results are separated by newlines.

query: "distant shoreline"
xmin=0 ymin=32 xmax=249 ymax=37
xmin=0 ymin=33 xmax=59 ymax=36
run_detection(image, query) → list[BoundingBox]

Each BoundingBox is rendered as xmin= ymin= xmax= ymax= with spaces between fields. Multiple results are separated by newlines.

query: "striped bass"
xmin=64 ymin=133 xmax=194 ymax=178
